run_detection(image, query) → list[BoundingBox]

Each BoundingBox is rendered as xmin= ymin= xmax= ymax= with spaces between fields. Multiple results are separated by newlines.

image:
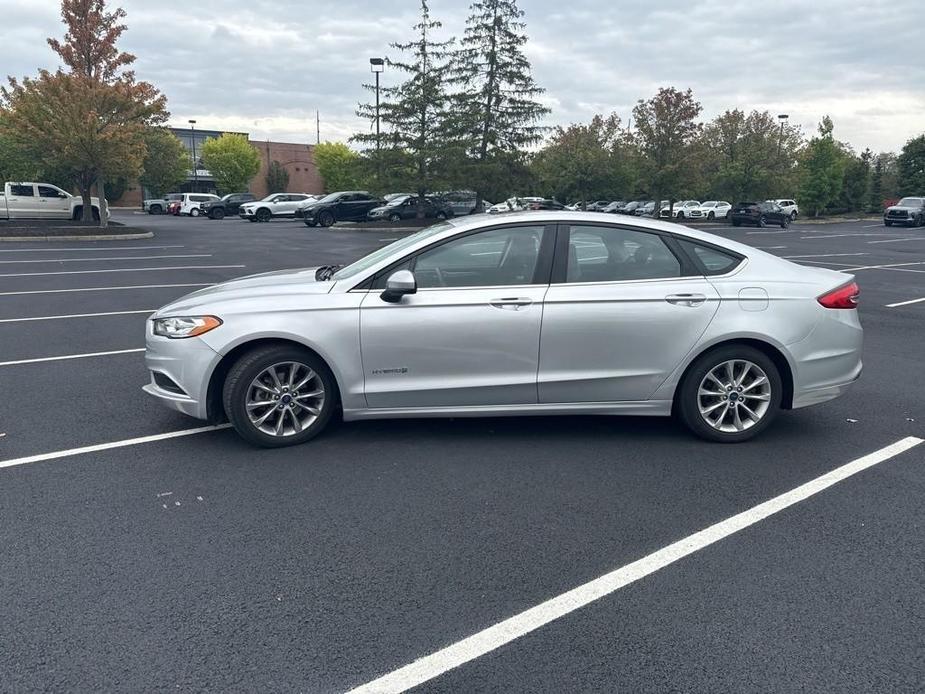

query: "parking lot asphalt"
xmin=1 ymin=212 xmax=923 ymax=692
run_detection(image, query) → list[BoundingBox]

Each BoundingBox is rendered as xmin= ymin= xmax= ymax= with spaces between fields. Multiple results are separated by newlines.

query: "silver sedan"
xmin=144 ymin=212 xmax=862 ymax=447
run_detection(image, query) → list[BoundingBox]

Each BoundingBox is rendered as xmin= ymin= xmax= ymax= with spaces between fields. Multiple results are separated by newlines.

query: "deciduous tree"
xmin=200 ymin=133 xmax=260 ymax=194
xmin=897 ymin=134 xmax=925 ymax=195
xmin=632 ymin=88 xmax=703 ymax=215
xmin=313 ymin=142 xmax=364 ymax=192
xmin=265 ymin=160 xmax=290 ymax=194
xmin=139 ymin=127 xmax=188 ymax=197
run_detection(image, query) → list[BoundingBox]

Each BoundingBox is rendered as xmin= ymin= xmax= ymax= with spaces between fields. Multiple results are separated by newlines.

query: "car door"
xmin=7 ymin=184 xmax=39 ymax=218
xmin=359 ymin=223 xmax=555 ymax=408
xmin=538 ymin=223 xmax=720 ymax=404
xmin=37 ymin=185 xmax=71 ymax=218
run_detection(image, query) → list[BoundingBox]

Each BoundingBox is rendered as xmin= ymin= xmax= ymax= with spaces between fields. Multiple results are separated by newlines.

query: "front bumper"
xmin=143 ymin=322 xmax=222 ymax=421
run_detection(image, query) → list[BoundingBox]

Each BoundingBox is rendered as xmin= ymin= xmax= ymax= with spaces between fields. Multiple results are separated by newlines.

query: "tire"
xmin=677 ymin=211 xmax=685 ymax=219
xmin=780 ymin=216 xmax=790 ymax=229
xmin=677 ymin=345 xmax=783 ymax=443
xmin=388 ymin=213 xmax=402 ymax=223
xmin=223 ymin=345 xmax=339 ymax=448
xmin=758 ymin=215 xmax=767 ymax=228
xmin=149 ymin=204 xmax=163 ymax=215
xmin=256 ymin=208 xmax=272 ymax=223
xmin=707 ymin=211 xmax=715 ymax=220
xmin=190 ymin=208 xmax=200 ymax=217
xmin=318 ymin=210 xmax=335 ymax=227
xmin=884 ymin=220 xmax=892 ymax=227
xmin=790 ymin=211 xmax=797 ymax=221
xmin=212 ymin=208 xmax=225 ymax=220
xmin=435 ymin=211 xmax=448 ymax=220
xmin=92 ymin=207 xmax=101 ymax=221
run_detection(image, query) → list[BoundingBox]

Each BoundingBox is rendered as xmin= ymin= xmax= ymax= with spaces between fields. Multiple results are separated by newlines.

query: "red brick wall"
xmin=249 ymin=141 xmax=324 ymax=198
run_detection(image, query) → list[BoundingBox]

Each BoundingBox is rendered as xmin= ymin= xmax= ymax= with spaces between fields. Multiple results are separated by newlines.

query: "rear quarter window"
xmin=678 ymin=239 xmax=743 ymax=276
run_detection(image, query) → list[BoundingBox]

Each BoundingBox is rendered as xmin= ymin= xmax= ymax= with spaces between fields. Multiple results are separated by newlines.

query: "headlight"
xmin=153 ymin=315 xmax=222 ymax=339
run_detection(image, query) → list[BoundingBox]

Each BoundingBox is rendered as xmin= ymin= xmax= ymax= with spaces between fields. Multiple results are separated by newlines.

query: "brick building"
xmin=110 ymin=126 xmax=324 ymax=207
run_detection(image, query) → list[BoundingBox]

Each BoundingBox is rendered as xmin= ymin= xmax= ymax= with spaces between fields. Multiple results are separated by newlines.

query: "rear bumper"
xmin=789 ymin=309 xmax=863 ymax=410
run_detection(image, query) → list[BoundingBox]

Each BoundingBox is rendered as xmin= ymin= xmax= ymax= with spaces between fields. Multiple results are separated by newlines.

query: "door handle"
xmin=665 ymin=293 xmax=707 ymax=307
xmin=490 ymin=297 xmax=533 ymax=310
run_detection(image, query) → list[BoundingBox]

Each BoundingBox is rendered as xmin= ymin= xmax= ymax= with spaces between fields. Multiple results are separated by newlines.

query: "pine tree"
xmin=450 ymin=0 xmax=548 ymax=205
xmin=798 ymin=116 xmax=845 ymax=217
xmin=355 ymin=1 xmax=454 ymax=210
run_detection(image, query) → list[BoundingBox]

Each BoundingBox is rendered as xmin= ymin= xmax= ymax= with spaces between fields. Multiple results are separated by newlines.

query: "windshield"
xmin=315 ymin=192 xmax=343 ymax=204
xmin=387 ymin=195 xmax=411 ymax=207
xmin=332 ymin=222 xmax=454 ymax=282
xmin=897 ymin=197 xmax=923 ymax=206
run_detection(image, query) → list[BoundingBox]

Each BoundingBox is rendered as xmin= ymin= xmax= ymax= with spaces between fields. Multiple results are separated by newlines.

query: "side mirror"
xmin=380 ymin=269 xmax=417 ymax=304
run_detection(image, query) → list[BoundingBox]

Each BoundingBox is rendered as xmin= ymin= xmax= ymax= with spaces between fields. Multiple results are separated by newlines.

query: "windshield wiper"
xmin=315 ymin=265 xmax=342 ymax=281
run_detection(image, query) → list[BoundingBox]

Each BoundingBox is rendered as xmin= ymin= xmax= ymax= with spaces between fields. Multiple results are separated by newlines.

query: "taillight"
xmin=818 ymin=281 xmax=859 ymax=309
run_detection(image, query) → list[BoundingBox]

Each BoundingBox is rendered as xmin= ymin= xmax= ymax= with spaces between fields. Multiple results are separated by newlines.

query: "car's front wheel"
xmin=388 ymin=213 xmax=402 ymax=223
xmin=677 ymin=346 xmax=782 ymax=443
xmin=780 ymin=216 xmax=790 ymax=229
xmin=212 ymin=208 xmax=225 ymax=220
xmin=707 ymin=211 xmax=715 ymax=220
xmin=256 ymin=208 xmax=272 ymax=223
xmin=318 ymin=210 xmax=335 ymax=227
xmin=223 ymin=346 xmax=338 ymax=448
xmin=885 ymin=220 xmax=892 ymax=227
xmin=190 ymin=208 xmax=200 ymax=217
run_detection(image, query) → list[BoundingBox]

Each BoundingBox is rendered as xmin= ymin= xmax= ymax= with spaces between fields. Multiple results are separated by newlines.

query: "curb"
xmin=0 ymin=232 xmax=154 ymax=242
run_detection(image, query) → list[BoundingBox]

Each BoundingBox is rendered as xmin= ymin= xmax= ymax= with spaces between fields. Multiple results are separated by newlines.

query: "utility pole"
xmin=370 ymin=58 xmax=385 ymax=184
xmin=316 ymin=110 xmax=320 ymax=145
xmin=189 ymin=119 xmax=198 ymax=191
xmin=777 ymin=114 xmax=789 ymax=158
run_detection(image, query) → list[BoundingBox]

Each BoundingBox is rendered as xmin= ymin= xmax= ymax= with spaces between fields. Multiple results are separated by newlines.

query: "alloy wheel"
xmin=245 ymin=362 xmax=326 ymax=437
xmin=697 ymin=360 xmax=771 ymax=433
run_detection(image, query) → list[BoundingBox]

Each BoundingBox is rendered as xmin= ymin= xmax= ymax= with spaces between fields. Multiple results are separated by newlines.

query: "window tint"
xmin=565 ymin=226 xmax=681 ymax=283
xmin=10 ymin=184 xmax=34 ymax=197
xmin=411 ymin=225 xmax=545 ymax=288
xmin=38 ymin=185 xmax=63 ymax=198
xmin=677 ymin=239 xmax=742 ymax=275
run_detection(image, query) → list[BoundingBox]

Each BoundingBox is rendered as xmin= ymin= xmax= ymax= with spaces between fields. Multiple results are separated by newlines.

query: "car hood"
xmin=886 ymin=205 xmax=920 ymax=212
xmin=153 ymin=267 xmax=335 ymax=317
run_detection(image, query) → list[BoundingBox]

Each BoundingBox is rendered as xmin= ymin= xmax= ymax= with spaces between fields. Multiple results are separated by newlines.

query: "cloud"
xmin=2 ymin=0 xmax=922 ymax=152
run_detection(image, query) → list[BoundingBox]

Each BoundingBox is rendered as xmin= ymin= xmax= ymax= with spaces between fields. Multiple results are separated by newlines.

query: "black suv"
xmin=730 ymin=201 xmax=790 ymax=228
xmin=201 ymin=193 xmax=256 ymax=220
xmin=301 ymin=191 xmax=385 ymax=227
xmin=367 ymin=195 xmax=452 ymax=222
xmin=884 ymin=197 xmax=925 ymax=227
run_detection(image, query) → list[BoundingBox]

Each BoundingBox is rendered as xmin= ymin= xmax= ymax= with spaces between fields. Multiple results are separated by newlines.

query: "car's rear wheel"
xmin=780 ymin=216 xmax=790 ymax=229
xmin=318 ymin=211 xmax=335 ymax=227
xmin=677 ymin=346 xmax=782 ymax=443
xmin=790 ymin=211 xmax=797 ymax=220
xmin=256 ymin=208 xmax=272 ymax=223
xmin=223 ymin=346 xmax=338 ymax=448
xmin=212 ymin=208 xmax=225 ymax=220
xmin=149 ymin=204 xmax=163 ymax=215
xmin=388 ymin=213 xmax=402 ymax=223
xmin=758 ymin=215 xmax=768 ymax=228
xmin=436 ymin=211 xmax=448 ymax=220
xmin=190 ymin=208 xmax=200 ymax=217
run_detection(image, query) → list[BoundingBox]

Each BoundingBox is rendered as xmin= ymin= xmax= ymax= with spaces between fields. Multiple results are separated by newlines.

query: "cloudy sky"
xmin=2 ymin=0 xmax=923 ymax=153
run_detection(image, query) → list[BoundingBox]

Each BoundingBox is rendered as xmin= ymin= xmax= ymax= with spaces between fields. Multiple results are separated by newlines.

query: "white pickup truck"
xmin=0 ymin=182 xmax=106 ymax=220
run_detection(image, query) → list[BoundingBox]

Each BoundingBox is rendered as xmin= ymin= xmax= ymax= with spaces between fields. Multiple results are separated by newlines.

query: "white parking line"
xmin=863 ymin=223 xmax=884 ymax=228
xmin=783 ymin=253 xmax=868 ymax=259
xmin=886 ymin=297 xmax=925 ymax=308
xmin=0 ymin=283 xmax=212 ymax=297
xmin=0 ymin=265 xmax=244 ymax=278
xmin=0 ymin=348 xmax=143 ymax=367
xmin=0 ymin=254 xmax=211 ymax=265
xmin=752 ymin=246 xmax=787 ymax=250
xmin=800 ymin=233 xmax=884 ymax=239
xmin=867 ymin=237 xmax=925 ymax=244
xmin=348 ymin=437 xmax=923 ymax=694
xmin=0 ymin=425 xmax=232 ymax=471
xmin=841 ymin=261 xmax=925 ymax=272
xmin=0 ymin=245 xmax=185 ymax=253
xmin=0 ymin=310 xmax=153 ymax=324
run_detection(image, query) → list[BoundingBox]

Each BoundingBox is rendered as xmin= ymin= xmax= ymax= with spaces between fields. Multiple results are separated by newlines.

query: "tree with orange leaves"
xmin=1 ymin=0 xmax=167 ymax=226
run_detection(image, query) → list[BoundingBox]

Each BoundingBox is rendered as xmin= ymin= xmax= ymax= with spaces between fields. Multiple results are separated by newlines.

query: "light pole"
xmin=189 ymin=119 xmax=198 ymax=192
xmin=370 ymin=58 xmax=385 ymax=183
xmin=777 ymin=113 xmax=789 ymax=158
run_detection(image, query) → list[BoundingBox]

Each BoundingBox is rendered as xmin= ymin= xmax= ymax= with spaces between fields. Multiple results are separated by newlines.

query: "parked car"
xmin=883 ymin=196 xmax=925 ymax=227
xmin=300 ymin=191 xmax=385 ymax=227
xmin=660 ymin=201 xmax=701 ymax=219
xmin=178 ymin=193 xmax=220 ymax=217
xmin=770 ymin=199 xmax=799 ymax=220
xmin=730 ymin=201 xmax=791 ymax=228
xmin=618 ymin=200 xmax=644 ymax=215
xmin=200 ymin=193 xmax=257 ymax=220
xmin=167 ymin=200 xmax=181 ymax=215
xmin=435 ymin=190 xmax=487 ymax=216
xmin=602 ymin=201 xmax=627 ymax=213
xmin=144 ymin=211 xmax=862 ymax=448
xmin=636 ymin=201 xmax=669 ymax=217
xmin=0 ymin=181 xmax=106 ymax=220
xmin=367 ymin=195 xmax=452 ymax=223
xmin=239 ymin=193 xmax=316 ymax=223
xmin=526 ymin=199 xmax=567 ymax=211
xmin=689 ymin=201 xmax=732 ymax=221
xmin=383 ymin=193 xmax=416 ymax=203
xmin=585 ymin=200 xmax=612 ymax=212
xmin=144 ymin=193 xmax=181 ymax=215
xmin=487 ymin=197 xmax=544 ymax=214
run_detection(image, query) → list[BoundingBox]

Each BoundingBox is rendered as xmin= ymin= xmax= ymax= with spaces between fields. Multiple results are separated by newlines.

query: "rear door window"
xmin=10 ymin=184 xmax=34 ymax=197
xmin=563 ymin=226 xmax=682 ymax=283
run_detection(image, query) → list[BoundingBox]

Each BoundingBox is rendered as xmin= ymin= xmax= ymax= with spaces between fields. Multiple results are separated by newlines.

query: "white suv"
xmin=660 ymin=200 xmax=701 ymax=219
xmin=771 ymin=199 xmax=799 ymax=220
xmin=240 ymin=193 xmax=315 ymax=222
xmin=179 ymin=193 xmax=220 ymax=216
